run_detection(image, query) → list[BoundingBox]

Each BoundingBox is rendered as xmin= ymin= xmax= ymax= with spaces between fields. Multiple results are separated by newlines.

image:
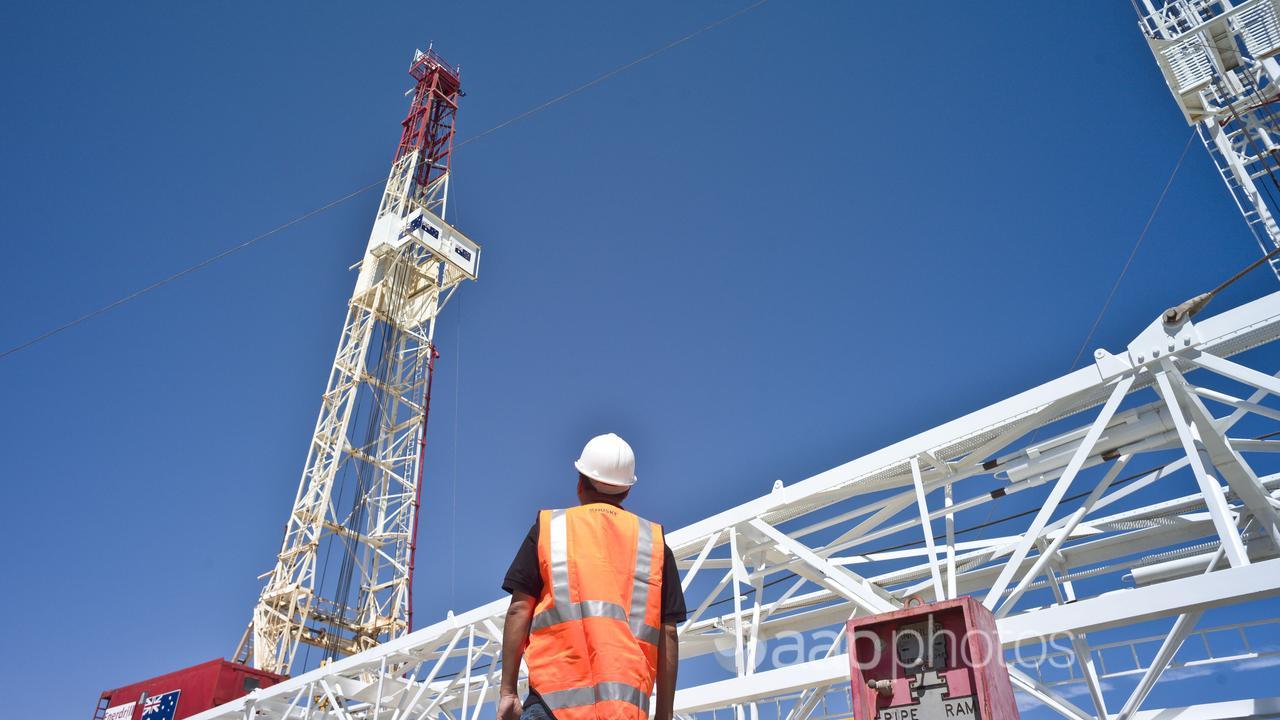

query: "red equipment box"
xmin=93 ymin=659 xmax=286 ymax=720
xmin=846 ymin=596 xmax=1019 ymax=720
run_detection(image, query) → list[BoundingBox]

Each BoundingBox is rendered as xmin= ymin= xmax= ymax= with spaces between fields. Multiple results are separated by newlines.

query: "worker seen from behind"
xmin=499 ymin=433 xmax=686 ymax=720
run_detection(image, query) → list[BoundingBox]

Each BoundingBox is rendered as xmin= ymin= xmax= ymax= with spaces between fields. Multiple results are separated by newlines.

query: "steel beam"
xmin=192 ymin=292 xmax=1280 ymax=720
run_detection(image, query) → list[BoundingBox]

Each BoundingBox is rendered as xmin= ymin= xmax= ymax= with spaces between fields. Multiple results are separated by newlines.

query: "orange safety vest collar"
xmin=526 ymin=504 xmax=665 ymax=720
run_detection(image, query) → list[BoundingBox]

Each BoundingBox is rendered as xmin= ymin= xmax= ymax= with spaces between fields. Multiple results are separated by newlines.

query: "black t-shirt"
xmin=502 ymin=513 xmax=688 ymax=624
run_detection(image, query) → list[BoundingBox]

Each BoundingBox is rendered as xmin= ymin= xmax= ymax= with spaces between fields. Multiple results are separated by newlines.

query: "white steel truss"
xmin=1140 ymin=0 xmax=1280 ymax=279
xmin=233 ymin=107 xmax=478 ymax=674
xmin=198 ymin=286 xmax=1280 ymax=719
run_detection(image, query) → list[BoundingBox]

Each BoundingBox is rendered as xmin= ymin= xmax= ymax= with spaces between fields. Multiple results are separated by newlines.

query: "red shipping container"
xmin=93 ymin=659 xmax=286 ymax=720
xmin=846 ymin=596 xmax=1020 ymax=720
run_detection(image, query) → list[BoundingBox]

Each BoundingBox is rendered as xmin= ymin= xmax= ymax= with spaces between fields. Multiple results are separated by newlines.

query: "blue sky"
xmin=3 ymin=1 xmax=1280 ymax=718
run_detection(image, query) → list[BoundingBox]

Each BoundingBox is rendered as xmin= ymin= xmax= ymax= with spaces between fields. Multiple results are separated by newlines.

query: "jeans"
xmin=519 ymin=701 xmax=554 ymax=720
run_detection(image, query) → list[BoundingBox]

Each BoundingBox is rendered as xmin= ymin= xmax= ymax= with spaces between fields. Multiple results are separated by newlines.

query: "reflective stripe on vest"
xmin=628 ymin=519 xmax=658 ymax=645
xmin=540 ymin=682 xmax=651 ymax=714
xmin=533 ymin=508 xmax=662 ymax=645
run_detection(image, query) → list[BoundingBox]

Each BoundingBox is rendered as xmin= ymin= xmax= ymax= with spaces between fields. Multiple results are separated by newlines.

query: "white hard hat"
xmin=574 ymin=433 xmax=637 ymax=493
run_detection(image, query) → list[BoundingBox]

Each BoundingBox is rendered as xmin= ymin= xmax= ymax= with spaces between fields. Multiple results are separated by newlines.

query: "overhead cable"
xmin=0 ymin=180 xmax=384 ymax=362
xmin=0 ymin=0 xmax=771 ymax=362
xmin=1066 ymin=129 xmax=1197 ymax=373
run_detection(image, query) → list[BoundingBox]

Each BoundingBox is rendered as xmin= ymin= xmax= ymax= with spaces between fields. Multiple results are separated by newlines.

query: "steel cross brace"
xmin=1180 ymin=354 xmax=1280 ymax=545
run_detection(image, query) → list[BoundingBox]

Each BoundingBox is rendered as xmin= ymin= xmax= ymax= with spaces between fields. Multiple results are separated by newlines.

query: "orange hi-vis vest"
xmin=526 ymin=504 xmax=665 ymax=720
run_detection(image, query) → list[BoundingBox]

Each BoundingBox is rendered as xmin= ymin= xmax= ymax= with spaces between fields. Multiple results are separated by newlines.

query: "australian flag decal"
xmin=140 ymin=690 xmax=181 ymax=720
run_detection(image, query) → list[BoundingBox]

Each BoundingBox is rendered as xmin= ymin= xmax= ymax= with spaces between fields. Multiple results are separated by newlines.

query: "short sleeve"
xmin=660 ymin=540 xmax=687 ymax=623
xmin=502 ymin=516 xmax=543 ymax=598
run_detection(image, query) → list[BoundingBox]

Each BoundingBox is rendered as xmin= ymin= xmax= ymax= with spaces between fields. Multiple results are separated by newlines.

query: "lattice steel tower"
xmin=1139 ymin=0 xmax=1280 ymax=279
xmin=234 ymin=47 xmax=481 ymax=675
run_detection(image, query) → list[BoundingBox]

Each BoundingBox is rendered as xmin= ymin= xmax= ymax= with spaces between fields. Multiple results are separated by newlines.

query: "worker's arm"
xmin=499 ymin=591 xmax=536 ymax=720
xmin=654 ymin=621 xmax=680 ymax=720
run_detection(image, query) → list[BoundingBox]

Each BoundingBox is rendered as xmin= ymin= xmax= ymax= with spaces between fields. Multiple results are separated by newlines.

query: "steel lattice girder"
xmin=196 ymin=290 xmax=1280 ymax=720
xmin=1139 ymin=0 xmax=1280 ymax=280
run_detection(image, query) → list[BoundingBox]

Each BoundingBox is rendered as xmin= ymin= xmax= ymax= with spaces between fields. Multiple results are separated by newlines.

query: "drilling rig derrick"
xmin=235 ymin=47 xmax=480 ymax=676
